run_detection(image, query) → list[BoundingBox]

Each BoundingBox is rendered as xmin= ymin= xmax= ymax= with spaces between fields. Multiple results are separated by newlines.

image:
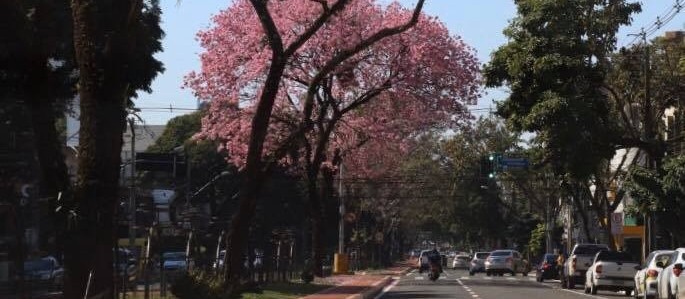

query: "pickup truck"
xmin=584 ymin=250 xmax=639 ymax=295
xmin=561 ymin=243 xmax=610 ymax=289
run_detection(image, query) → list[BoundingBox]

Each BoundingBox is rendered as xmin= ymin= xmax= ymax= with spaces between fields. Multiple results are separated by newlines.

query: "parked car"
xmin=23 ymin=256 xmax=64 ymax=285
xmin=115 ymin=248 xmax=137 ymax=288
xmin=584 ymin=250 xmax=639 ymax=295
xmin=536 ymin=253 xmax=559 ymax=282
xmin=469 ymin=252 xmax=490 ymax=275
xmin=656 ymin=248 xmax=685 ymax=299
xmin=163 ymin=251 xmax=188 ymax=271
xmin=485 ymin=250 xmax=527 ymax=276
xmin=452 ymin=254 xmax=471 ymax=269
xmin=634 ymin=250 xmax=674 ymax=299
xmin=562 ymin=243 xmax=610 ymax=289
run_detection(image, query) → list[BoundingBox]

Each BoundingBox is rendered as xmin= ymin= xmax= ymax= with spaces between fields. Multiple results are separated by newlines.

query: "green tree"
xmin=484 ymin=0 xmax=640 ymax=179
xmin=484 ymin=0 xmax=641 ymax=249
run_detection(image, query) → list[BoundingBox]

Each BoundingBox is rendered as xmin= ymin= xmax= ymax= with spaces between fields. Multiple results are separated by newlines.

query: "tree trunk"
xmin=306 ymin=167 xmax=326 ymax=277
xmin=67 ymin=1 xmax=130 ymax=297
xmin=223 ymin=50 xmax=286 ymax=289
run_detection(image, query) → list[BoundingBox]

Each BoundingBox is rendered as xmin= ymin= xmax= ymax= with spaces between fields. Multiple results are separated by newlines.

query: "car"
xmin=469 ymin=252 xmax=490 ymax=275
xmin=536 ymin=253 xmax=559 ymax=282
xmin=115 ymin=248 xmax=137 ymax=288
xmin=562 ymin=243 xmax=610 ymax=289
xmin=163 ymin=251 xmax=189 ymax=271
xmin=656 ymin=248 xmax=685 ymax=299
xmin=634 ymin=250 xmax=674 ymax=299
xmin=23 ymin=256 xmax=64 ymax=285
xmin=485 ymin=250 xmax=527 ymax=276
xmin=584 ymin=250 xmax=639 ymax=295
xmin=452 ymin=254 xmax=471 ymax=269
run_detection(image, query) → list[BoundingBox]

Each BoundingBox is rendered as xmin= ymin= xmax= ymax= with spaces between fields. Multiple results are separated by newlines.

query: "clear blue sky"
xmin=134 ymin=0 xmax=685 ymax=124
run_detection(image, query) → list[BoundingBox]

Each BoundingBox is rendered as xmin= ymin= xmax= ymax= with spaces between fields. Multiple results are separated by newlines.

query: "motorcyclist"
xmin=427 ymin=248 xmax=443 ymax=273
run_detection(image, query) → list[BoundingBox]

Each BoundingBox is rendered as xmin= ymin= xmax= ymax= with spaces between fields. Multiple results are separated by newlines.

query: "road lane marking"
xmin=414 ymin=276 xmax=424 ymax=280
xmin=373 ymin=278 xmax=399 ymax=299
xmin=457 ymin=278 xmax=483 ymax=299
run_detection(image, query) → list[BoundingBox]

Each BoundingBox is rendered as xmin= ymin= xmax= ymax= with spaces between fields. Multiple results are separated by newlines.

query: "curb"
xmin=345 ymin=276 xmax=392 ymax=299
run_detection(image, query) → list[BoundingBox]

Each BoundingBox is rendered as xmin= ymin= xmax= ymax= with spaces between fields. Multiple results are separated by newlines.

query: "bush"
xmin=171 ymin=270 xmax=227 ymax=299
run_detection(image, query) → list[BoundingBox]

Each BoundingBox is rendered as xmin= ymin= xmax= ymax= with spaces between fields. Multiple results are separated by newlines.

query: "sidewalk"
xmin=300 ymin=259 xmax=415 ymax=299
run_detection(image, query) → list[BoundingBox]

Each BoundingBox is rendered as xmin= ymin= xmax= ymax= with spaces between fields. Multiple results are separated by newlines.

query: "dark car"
xmin=536 ymin=253 xmax=559 ymax=282
xmin=23 ymin=256 xmax=64 ymax=290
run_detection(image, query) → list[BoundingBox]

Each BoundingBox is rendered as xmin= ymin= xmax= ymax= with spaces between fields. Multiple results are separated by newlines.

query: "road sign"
xmin=499 ymin=157 xmax=529 ymax=169
xmin=611 ymin=212 xmax=624 ymax=235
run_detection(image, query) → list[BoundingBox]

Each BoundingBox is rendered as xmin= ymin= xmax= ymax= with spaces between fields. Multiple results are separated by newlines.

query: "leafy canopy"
xmin=484 ymin=0 xmax=641 ymax=178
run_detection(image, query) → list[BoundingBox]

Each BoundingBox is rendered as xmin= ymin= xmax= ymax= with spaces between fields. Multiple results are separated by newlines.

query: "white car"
xmin=584 ymin=250 xmax=639 ymax=295
xmin=657 ymin=248 xmax=685 ymax=299
xmin=635 ymin=250 xmax=674 ymax=299
xmin=452 ymin=255 xmax=470 ymax=269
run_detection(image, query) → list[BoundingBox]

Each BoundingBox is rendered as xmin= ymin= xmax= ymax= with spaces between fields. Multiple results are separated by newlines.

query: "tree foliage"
xmin=484 ymin=0 xmax=641 ymax=179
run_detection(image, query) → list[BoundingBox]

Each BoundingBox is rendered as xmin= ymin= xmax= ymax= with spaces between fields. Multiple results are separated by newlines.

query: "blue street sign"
xmin=499 ymin=157 xmax=529 ymax=169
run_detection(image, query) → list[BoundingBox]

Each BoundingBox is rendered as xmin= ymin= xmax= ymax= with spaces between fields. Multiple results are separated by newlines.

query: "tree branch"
xmin=284 ymin=0 xmax=352 ymax=57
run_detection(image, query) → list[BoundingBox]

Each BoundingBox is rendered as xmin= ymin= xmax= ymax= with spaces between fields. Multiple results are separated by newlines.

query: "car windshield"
xmin=475 ymin=253 xmax=490 ymax=259
xmin=596 ymin=251 xmax=636 ymax=263
xmin=574 ymin=245 xmax=608 ymax=255
xmin=490 ymin=251 xmax=511 ymax=257
xmin=24 ymin=259 xmax=53 ymax=272
xmin=164 ymin=252 xmax=186 ymax=261
xmin=654 ymin=253 xmax=671 ymax=266
xmin=457 ymin=256 xmax=470 ymax=261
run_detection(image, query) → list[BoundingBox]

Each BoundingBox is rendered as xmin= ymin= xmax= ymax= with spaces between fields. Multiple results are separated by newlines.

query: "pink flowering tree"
xmin=188 ymin=0 xmax=478 ymax=282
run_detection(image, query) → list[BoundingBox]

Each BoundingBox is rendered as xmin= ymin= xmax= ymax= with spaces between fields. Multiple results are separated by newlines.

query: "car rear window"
xmin=544 ymin=254 xmax=557 ymax=263
xmin=476 ymin=253 xmax=490 ymax=259
xmin=490 ymin=251 xmax=511 ymax=257
xmin=596 ymin=251 xmax=636 ymax=263
xmin=574 ymin=245 xmax=608 ymax=255
xmin=457 ymin=256 xmax=470 ymax=261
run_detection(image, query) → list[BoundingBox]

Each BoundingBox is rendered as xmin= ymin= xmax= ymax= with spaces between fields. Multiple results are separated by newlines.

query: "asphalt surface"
xmin=376 ymin=268 xmax=635 ymax=299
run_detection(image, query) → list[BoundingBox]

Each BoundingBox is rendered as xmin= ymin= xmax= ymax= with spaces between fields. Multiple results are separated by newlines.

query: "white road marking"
xmin=373 ymin=278 xmax=400 ymax=299
xmin=457 ymin=278 xmax=483 ymax=299
xmin=414 ymin=276 xmax=424 ymax=280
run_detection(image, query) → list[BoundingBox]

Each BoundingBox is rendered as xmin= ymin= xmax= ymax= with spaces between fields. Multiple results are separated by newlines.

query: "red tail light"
xmin=596 ymin=265 xmax=603 ymax=274
xmin=674 ymin=267 xmax=683 ymax=277
xmin=647 ymin=269 xmax=659 ymax=278
xmin=543 ymin=262 xmax=551 ymax=269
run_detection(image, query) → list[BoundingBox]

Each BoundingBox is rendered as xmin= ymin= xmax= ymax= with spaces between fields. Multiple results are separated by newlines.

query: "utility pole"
xmin=338 ymin=163 xmax=345 ymax=254
xmin=333 ymin=162 xmax=348 ymax=274
xmin=127 ymin=118 xmax=137 ymax=259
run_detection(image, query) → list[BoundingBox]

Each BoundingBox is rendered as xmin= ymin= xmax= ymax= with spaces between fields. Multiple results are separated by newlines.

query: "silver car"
xmin=469 ymin=252 xmax=490 ymax=275
xmin=485 ymin=250 xmax=527 ymax=276
xmin=452 ymin=255 xmax=471 ymax=269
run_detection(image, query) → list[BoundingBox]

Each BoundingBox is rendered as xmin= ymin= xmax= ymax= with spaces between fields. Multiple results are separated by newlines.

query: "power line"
xmin=623 ymin=0 xmax=684 ymax=48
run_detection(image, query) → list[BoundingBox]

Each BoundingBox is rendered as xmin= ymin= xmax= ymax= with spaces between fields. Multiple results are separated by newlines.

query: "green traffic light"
xmin=489 ymin=155 xmax=494 ymax=161
xmin=488 ymin=173 xmax=495 ymax=178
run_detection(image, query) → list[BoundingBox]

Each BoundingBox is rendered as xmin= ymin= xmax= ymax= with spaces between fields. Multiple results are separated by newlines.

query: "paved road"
xmin=377 ymin=268 xmax=634 ymax=299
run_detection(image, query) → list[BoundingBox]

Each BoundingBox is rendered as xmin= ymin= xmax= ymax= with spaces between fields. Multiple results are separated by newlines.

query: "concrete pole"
xmin=338 ymin=163 xmax=345 ymax=254
xmin=128 ymin=118 xmax=136 ymax=266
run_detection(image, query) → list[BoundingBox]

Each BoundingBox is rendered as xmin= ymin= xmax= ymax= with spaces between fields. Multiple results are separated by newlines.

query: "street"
xmin=378 ymin=269 xmax=631 ymax=299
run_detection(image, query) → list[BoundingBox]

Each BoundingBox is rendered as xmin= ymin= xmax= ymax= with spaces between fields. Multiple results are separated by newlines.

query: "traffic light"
xmin=480 ymin=153 xmax=501 ymax=179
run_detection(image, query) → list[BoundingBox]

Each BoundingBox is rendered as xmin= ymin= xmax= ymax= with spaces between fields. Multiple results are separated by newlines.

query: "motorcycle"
xmin=428 ymin=261 xmax=441 ymax=281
